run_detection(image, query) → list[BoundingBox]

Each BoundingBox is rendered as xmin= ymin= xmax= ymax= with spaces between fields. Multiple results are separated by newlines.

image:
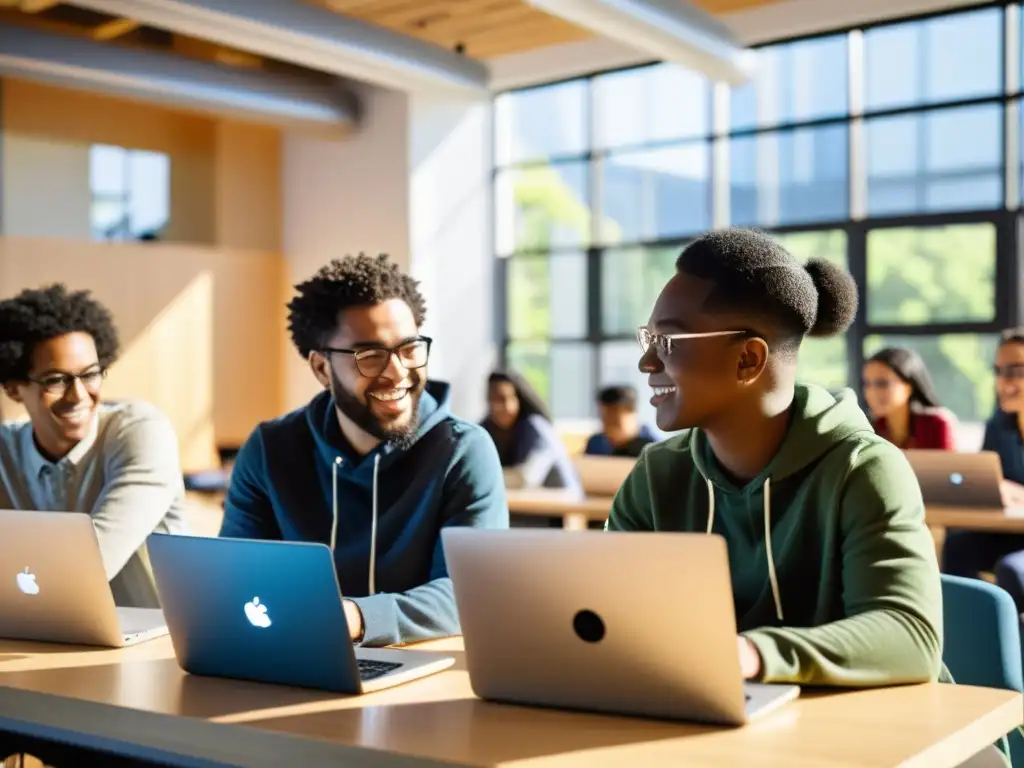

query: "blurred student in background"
xmin=0 ymin=284 xmax=186 ymax=608
xmin=584 ymin=385 xmax=657 ymax=458
xmin=481 ymin=370 xmax=580 ymax=494
xmin=944 ymin=329 xmax=1024 ymax=605
xmin=862 ymin=347 xmax=955 ymax=450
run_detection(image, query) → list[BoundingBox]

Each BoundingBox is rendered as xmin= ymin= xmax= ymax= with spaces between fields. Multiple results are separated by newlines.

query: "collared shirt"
xmin=0 ymin=400 xmax=188 ymax=607
xmin=982 ymin=411 xmax=1024 ymax=485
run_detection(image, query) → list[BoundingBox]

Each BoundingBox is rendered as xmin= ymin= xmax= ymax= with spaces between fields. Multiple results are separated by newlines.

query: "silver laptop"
xmin=572 ymin=455 xmax=636 ymax=497
xmin=905 ymin=450 xmax=1004 ymax=509
xmin=147 ymin=534 xmax=454 ymax=694
xmin=443 ymin=528 xmax=799 ymax=725
xmin=0 ymin=509 xmax=167 ymax=647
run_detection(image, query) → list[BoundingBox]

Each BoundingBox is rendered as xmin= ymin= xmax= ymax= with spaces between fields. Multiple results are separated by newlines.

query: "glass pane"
xmin=91 ymin=199 xmax=128 ymax=241
xmin=772 ymin=230 xmax=849 ymax=389
xmin=90 ymin=144 xmax=127 ymax=196
xmin=128 ymin=150 xmax=170 ymax=237
xmin=495 ymin=162 xmax=590 ymax=254
xmin=730 ymin=34 xmax=848 ymax=131
xmin=507 ymin=253 xmax=587 ymax=340
xmin=495 ymin=81 xmax=588 ymax=165
xmin=866 ymin=223 xmax=996 ymax=325
xmin=506 ymin=342 xmax=594 ymax=419
xmin=865 ymin=7 xmax=1002 ymax=112
xmin=599 ymin=143 xmax=710 ymax=244
xmin=865 ymin=104 xmax=1002 ymax=217
xmin=729 ymin=124 xmax=848 ymax=227
xmin=863 ymin=334 xmax=998 ymax=422
xmin=599 ymin=340 xmax=660 ymax=435
xmin=594 ymin=63 xmax=709 ymax=149
xmin=601 ymin=245 xmax=681 ymax=336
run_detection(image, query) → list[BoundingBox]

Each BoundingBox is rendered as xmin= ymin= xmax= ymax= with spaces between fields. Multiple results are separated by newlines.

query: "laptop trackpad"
xmin=116 ymin=607 xmax=166 ymax=634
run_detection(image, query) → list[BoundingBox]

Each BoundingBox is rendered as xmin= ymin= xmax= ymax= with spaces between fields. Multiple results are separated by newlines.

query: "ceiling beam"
xmin=93 ymin=16 xmax=138 ymax=39
xmin=20 ymin=0 xmax=60 ymax=12
xmin=0 ymin=21 xmax=358 ymax=131
xmin=66 ymin=0 xmax=491 ymax=95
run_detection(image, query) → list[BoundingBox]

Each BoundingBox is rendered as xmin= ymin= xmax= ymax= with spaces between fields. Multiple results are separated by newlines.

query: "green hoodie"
xmin=607 ymin=383 xmax=944 ymax=687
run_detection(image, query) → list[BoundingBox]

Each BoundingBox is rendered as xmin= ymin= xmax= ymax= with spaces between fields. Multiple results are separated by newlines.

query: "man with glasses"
xmin=0 ymin=284 xmax=186 ymax=608
xmin=220 ymin=254 xmax=507 ymax=647
xmin=606 ymin=229 xmax=944 ymax=688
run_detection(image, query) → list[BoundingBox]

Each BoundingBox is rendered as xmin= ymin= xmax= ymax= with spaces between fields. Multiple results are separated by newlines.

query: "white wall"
xmin=1 ymin=134 xmax=91 ymax=239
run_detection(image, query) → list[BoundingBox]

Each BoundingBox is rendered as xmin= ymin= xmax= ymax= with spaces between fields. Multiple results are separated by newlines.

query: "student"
xmin=944 ymin=329 xmax=1024 ymax=603
xmin=481 ymin=370 xmax=581 ymax=494
xmin=584 ymin=385 xmax=658 ymax=458
xmin=607 ymin=228 xmax=943 ymax=687
xmin=863 ymin=347 xmax=956 ymax=450
xmin=0 ymin=284 xmax=186 ymax=608
xmin=221 ymin=254 xmax=508 ymax=647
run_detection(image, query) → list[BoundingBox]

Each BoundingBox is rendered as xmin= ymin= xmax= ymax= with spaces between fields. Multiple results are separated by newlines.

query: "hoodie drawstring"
xmin=331 ymin=454 xmax=381 ymax=597
xmin=705 ymin=477 xmax=784 ymax=622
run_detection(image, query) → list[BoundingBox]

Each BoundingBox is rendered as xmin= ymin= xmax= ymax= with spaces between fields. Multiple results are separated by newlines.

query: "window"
xmin=864 ymin=7 xmax=1002 ymax=112
xmin=495 ymin=6 xmax=1019 ymax=423
xmin=89 ymin=144 xmax=170 ymax=242
xmin=865 ymin=104 xmax=1003 ymax=217
xmin=866 ymin=223 xmax=996 ymax=325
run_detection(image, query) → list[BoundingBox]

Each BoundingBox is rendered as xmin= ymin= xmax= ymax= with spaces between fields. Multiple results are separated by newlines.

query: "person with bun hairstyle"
xmin=607 ymin=228 xmax=943 ymax=687
xmin=862 ymin=347 xmax=956 ymax=450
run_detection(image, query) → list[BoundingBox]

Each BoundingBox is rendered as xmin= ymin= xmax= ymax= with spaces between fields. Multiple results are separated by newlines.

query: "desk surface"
xmin=926 ymin=506 xmax=1024 ymax=533
xmin=505 ymin=491 xmax=611 ymax=518
xmin=0 ymin=636 xmax=1019 ymax=767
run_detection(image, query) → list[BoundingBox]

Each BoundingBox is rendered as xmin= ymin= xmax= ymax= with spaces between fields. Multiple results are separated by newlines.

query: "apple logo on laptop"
xmin=16 ymin=567 xmax=39 ymax=596
xmin=950 ymin=472 xmax=964 ymax=486
xmin=244 ymin=596 xmax=271 ymax=628
xmin=573 ymin=609 xmax=605 ymax=643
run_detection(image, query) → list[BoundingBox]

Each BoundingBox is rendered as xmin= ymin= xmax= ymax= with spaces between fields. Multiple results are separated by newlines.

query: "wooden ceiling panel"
xmin=316 ymin=0 xmax=784 ymax=59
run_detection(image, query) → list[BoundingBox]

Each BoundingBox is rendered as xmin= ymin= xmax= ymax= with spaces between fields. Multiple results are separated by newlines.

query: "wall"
xmin=282 ymin=84 xmax=410 ymax=409
xmin=0 ymin=238 xmax=286 ymax=471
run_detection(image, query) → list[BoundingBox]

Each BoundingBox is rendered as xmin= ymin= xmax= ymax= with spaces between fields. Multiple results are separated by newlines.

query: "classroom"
xmin=0 ymin=0 xmax=1023 ymax=765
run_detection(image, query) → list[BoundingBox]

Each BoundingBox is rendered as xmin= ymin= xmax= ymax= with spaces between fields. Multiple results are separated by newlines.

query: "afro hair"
xmin=0 ymin=284 xmax=120 ymax=384
xmin=676 ymin=228 xmax=858 ymax=353
xmin=287 ymin=253 xmax=427 ymax=358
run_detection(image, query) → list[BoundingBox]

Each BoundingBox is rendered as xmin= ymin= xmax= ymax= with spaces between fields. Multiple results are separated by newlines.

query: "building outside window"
xmin=89 ymin=144 xmax=170 ymax=241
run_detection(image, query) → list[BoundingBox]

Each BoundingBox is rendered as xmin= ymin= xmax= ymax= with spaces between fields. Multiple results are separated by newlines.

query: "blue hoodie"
xmin=220 ymin=381 xmax=509 ymax=646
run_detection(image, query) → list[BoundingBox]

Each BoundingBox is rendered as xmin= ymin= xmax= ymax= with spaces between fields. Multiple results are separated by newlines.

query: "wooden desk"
xmin=0 ymin=636 xmax=1019 ymax=767
xmin=505 ymin=491 xmax=611 ymax=530
xmin=926 ymin=506 xmax=1024 ymax=534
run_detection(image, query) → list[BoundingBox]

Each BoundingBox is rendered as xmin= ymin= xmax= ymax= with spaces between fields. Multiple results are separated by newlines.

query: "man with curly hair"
xmin=220 ymin=253 xmax=508 ymax=647
xmin=0 ymin=284 xmax=187 ymax=608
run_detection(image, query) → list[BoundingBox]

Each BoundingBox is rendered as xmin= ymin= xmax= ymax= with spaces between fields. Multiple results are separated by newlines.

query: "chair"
xmin=942 ymin=575 xmax=1024 ymax=767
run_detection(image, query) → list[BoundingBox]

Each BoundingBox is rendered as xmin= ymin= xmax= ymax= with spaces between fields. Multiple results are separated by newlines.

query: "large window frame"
xmin=495 ymin=1 xmax=1024 ymax=423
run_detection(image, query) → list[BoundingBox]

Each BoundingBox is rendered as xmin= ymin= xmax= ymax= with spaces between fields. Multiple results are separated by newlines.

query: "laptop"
xmin=147 ymin=534 xmax=455 ymax=694
xmin=571 ymin=455 xmax=636 ymax=497
xmin=0 ymin=509 xmax=167 ymax=647
xmin=905 ymin=450 xmax=1004 ymax=509
xmin=442 ymin=528 xmax=799 ymax=725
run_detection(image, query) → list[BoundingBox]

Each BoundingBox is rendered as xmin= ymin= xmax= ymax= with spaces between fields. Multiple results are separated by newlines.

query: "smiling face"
xmin=995 ymin=340 xmax=1024 ymax=414
xmin=309 ymin=298 xmax=427 ymax=450
xmin=861 ymin=360 xmax=913 ymax=419
xmin=640 ymin=272 xmax=768 ymax=433
xmin=3 ymin=332 xmax=103 ymax=461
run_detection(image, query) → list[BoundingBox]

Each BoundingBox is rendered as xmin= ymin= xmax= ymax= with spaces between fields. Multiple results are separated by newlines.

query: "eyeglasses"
xmin=323 ymin=337 xmax=432 ymax=378
xmin=28 ymin=368 xmax=106 ymax=396
xmin=637 ymin=327 xmax=747 ymax=356
xmin=994 ymin=364 xmax=1024 ymax=381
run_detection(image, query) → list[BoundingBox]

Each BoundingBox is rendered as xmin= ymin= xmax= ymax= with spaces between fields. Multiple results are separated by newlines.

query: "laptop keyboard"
xmin=357 ymin=659 xmax=402 ymax=681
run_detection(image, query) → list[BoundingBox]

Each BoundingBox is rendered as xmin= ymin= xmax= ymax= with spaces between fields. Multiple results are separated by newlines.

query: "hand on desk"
xmin=738 ymin=636 xmax=761 ymax=680
xmin=344 ymin=599 xmax=364 ymax=641
xmin=1002 ymin=480 xmax=1024 ymax=508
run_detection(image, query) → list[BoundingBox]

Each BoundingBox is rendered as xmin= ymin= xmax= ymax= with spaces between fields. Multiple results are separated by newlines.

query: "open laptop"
xmin=905 ymin=450 xmax=1004 ymax=509
xmin=571 ymin=455 xmax=636 ymax=497
xmin=442 ymin=528 xmax=799 ymax=725
xmin=147 ymin=534 xmax=455 ymax=694
xmin=0 ymin=509 xmax=167 ymax=647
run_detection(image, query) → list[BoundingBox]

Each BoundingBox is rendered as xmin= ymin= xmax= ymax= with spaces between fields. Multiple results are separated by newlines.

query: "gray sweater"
xmin=0 ymin=400 xmax=188 ymax=607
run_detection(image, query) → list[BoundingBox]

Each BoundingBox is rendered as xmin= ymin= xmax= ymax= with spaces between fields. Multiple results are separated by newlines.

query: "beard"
xmin=329 ymin=366 xmax=424 ymax=451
